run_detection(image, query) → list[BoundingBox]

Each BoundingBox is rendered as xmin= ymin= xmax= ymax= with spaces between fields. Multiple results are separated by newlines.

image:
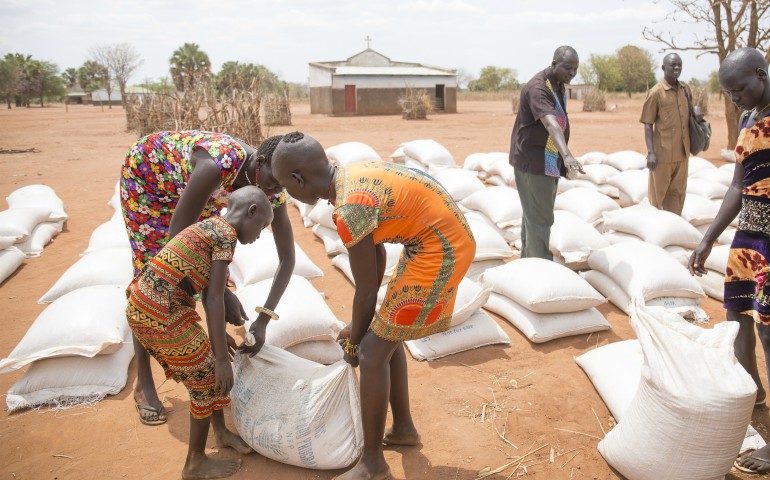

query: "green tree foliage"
xmin=708 ymin=71 xmax=722 ymax=95
xmin=215 ymin=61 xmax=285 ymax=96
xmin=2 ymin=54 xmax=63 ymax=107
xmin=0 ymin=58 xmax=22 ymax=108
xmin=61 ymin=67 xmax=78 ymax=88
xmin=578 ymin=54 xmax=621 ymax=91
xmin=468 ymin=66 xmax=518 ymax=91
xmin=169 ymin=43 xmax=211 ymax=92
xmin=4 ymin=53 xmax=33 ymax=106
xmin=77 ymin=60 xmax=108 ymax=93
xmin=616 ymin=45 xmax=656 ymax=97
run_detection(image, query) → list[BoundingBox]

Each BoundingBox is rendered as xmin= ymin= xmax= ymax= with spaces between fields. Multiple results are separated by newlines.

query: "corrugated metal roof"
xmin=333 ymin=66 xmax=455 ymax=76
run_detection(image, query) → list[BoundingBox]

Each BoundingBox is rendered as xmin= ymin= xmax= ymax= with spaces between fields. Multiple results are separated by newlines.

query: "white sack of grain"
xmin=325 ymin=141 xmax=380 ymax=166
xmin=38 ymin=247 xmax=133 ymax=304
xmin=404 ymin=310 xmax=510 ymax=361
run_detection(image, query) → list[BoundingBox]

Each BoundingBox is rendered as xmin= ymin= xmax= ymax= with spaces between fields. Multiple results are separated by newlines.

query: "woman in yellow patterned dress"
xmin=689 ymin=48 xmax=770 ymax=474
xmin=271 ymin=132 xmax=475 ymax=480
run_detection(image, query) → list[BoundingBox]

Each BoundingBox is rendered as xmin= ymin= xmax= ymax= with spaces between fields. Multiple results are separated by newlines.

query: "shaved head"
xmin=228 ymin=185 xmax=272 ymax=218
xmin=721 ymin=48 xmax=768 ymax=76
xmin=663 ymin=53 xmax=682 ymax=66
xmin=271 ymin=131 xmax=333 ymax=204
xmin=553 ymin=46 xmax=578 ymax=64
xmin=720 ymin=48 xmax=770 ymax=111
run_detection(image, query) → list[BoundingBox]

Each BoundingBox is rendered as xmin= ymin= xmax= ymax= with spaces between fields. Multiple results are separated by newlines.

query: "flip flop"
xmin=735 ymin=449 xmax=770 ymax=474
xmin=135 ymin=402 xmax=167 ymax=426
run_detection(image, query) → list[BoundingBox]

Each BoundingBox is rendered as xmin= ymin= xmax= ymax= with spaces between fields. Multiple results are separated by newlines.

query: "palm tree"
xmin=4 ymin=53 xmax=32 ymax=106
xmin=169 ymin=43 xmax=211 ymax=92
xmin=62 ymin=67 xmax=78 ymax=88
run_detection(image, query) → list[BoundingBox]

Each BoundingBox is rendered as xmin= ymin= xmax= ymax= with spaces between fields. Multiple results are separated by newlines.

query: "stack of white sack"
xmin=608 ymin=169 xmax=649 ymax=207
xmin=604 ymin=150 xmax=647 ymax=171
xmin=331 ymin=242 xmax=404 ymax=286
xmin=82 ymin=216 xmax=131 ymax=254
xmin=462 ymin=152 xmax=514 ymax=186
xmin=680 ymin=193 xmax=720 ymax=228
xmin=722 ymin=148 xmax=737 ymax=162
xmin=303 ymin=201 xmax=348 ymax=256
xmin=689 ymin=167 xmax=733 ymax=186
xmin=375 ymin=278 xmax=505 ymax=361
xmin=687 ymin=177 xmax=728 ymax=200
xmin=578 ymin=151 xmax=609 ymax=165
xmin=0 ymin=185 xmax=68 ymax=282
xmin=573 ymin=163 xmax=621 ymax=198
xmin=401 ymin=139 xmax=456 ymax=171
xmin=693 ymin=244 xmax=730 ymax=301
xmin=584 ymin=241 xmax=707 ymax=321
xmin=239 ymin=275 xmax=345 ymax=365
xmin=460 ymin=186 xmax=522 ymax=244
xmin=325 ymin=141 xmax=380 ymax=166
xmin=428 ymin=166 xmax=486 ymax=202
xmin=600 ymin=199 xmax=703 ymax=250
xmin=229 ymin=230 xmax=323 ymax=290
xmin=593 ymin=301 xmax=756 ymax=480
xmin=480 ymin=258 xmax=610 ymax=343
xmin=2 ymin=285 xmax=134 ymax=411
xmin=466 ymin=215 xmax=516 ymax=260
xmin=38 ymin=247 xmax=133 ymax=303
xmin=687 ymin=155 xmax=717 ymax=176
xmin=554 ymin=187 xmax=620 ymax=226
xmin=231 ymin=345 xmax=362 ymax=470
xmin=549 ymin=210 xmax=610 ymax=268
xmin=287 ymin=194 xmax=317 ymax=228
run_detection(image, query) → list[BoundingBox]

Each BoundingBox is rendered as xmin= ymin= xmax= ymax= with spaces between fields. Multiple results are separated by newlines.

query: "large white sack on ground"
xmin=285 ymin=340 xmax=344 ymax=365
xmin=484 ymin=293 xmax=610 ymax=343
xmin=480 ymin=258 xmax=604 ymax=313
xmin=402 ymin=139 xmax=455 ymax=166
xmin=463 ymin=211 xmax=517 ymax=244
xmin=576 ymin=163 xmax=620 ymax=185
xmin=557 ymin=178 xmax=600 ymax=194
xmin=83 ymin=217 xmax=131 ymax=254
xmin=486 ymin=159 xmax=515 ymax=185
xmin=580 ymin=270 xmax=632 ymax=314
xmin=463 ymin=152 xmax=488 ymax=172
xmin=331 ymin=245 xmax=407 ymax=286
xmin=404 ymin=157 xmax=426 ymax=172
xmin=484 ymin=175 xmax=509 ymax=187
xmin=681 ymin=194 xmax=720 ymax=226
xmin=721 ymin=148 xmax=737 ymax=162
xmin=0 ymin=236 xmax=17 ymax=250
xmin=332 ymin=254 xmax=355 ymax=285
xmin=307 ymin=201 xmax=336 ymax=230
xmin=665 ymin=244 xmax=692 ymax=267
xmin=390 ymin=146 xmax=406 ymax=163
xmin=232 ymin=346 xmax=362 ymax=470
xmin=588 ymin=241 xmax=705 ymax=301
xmin=718 ymin=226 xmax=737 ymax=245
xmin=598 ymin=302 xmax=756 ymax=480
xmin=18 ymin=221 xmax=63 ymax=257
xmin=287 ymin=195 xmax=315 ymax=228
xmin=464 ymin=259 xmax=506 ymax=281
xmin=687 ymin=178 xmax=728 ymax=199
xmin=6 ymin=185 xmax=67 ymax=222
xmin=605 ymin=150 xmax=647 ymax=171
xmin=696 ymin=271 xmax=725 ymax=301
xmin=405 ymin=310 xmax=509 ymax=361
xmin=6 ymin=334 xmax=134 ymax=412
xmin=238 ymin=276 xmax=340 ymax=349
xmin=578 ymin=151 xmax=608 ymax=164
xmin=0 ymin=247 xmax=26 ymax=284
xmin=687 ymin=156 xmax=716 ymax=175
xmin=575 ymin=339 xmax=642 ymax=421
xmin=555 ymin=188 xmax=620 ymax=225
xmin=603 ymin=231 xmax=644 ymax=245
xmin=1 ymin=285 xmax=129 ymax=373
xmin=232 ymin=231 xmax=322 ymax=287
xmin=608 ymin=169 xmax=648 ymax=207
xmin=460 ymin=186 xmax=522 ymax=227
xmin=468 ymin=218 xmax=515 ymax=261
xmin=0 ymin=207 xmax=52 ymax=241
xmin=597 ymin=184 xmax=620 ymax=198
xmin=377 ymin=277 xmax=491 ymax=328
xmin=431 ymin=168 xmax=486 ymax=202
xmin=550 ymin=211 xmax=610 ymax=264
xmin=704 ymin=243 xmax=730 ymax=273
xmin=720 ymin=162 xmax=736 ymax=174
xmin=689 ymin=167 xmax=733 ymax=187
xmin=312 ymin=224 xmax=347 ymax=256
xmin=325 ymin=141 xmax=380 ymax=166
xmin=601 ymin=200 xmax=703 ymax=249
xmin=38 ymin=247 xmax=133 ymax=304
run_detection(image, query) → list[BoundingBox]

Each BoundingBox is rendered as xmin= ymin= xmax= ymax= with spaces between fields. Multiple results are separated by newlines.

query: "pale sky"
xmin=1 ymin=0 xmax=722 ymax=85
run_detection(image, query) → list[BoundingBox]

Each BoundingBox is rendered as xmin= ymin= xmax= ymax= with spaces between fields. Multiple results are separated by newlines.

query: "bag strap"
xmin=682 ymin=84 xmax=694 ymax=114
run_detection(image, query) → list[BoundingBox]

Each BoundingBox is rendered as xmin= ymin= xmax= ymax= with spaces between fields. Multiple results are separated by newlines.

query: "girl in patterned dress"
xmin=689 ymin=48 xmax=770 ymax=474
xmin=271 ymin=132 xmax=475 ymax=480
xmin=120 ymin=132 xmax=296 ymax=425
xmin=127 ymin=186 xmax=273 ymax=480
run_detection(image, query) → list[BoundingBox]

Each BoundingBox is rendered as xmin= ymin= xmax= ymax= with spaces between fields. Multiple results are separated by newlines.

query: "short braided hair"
xmin=282 ymin=131 xmax=305 ymax=144
xmin=256 ymin=135 xmax=283 ymax=164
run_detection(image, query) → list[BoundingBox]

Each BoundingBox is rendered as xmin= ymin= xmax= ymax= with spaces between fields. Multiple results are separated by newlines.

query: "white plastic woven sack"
xmin=0 ymin=247 xmax=26 ymax=284
xmin=696 ymin=271 xmax=725 ymax=301
xmin=603 ymin=231 xmax=643 ymax=245
xmin=402 ymin=139 xmax=455 ymax=166
xmin=463 ymin=211 xmax=516 ymax=244
xmin=390 ymin=146 xmax=406 ymax=163
xmin=38 ymin=247 xmax=133 ymax=304
xmin=721 ymin=148 xmax=737 ymax=162
xmin=0 ymin=207 xmax=52 ymax=241
xmin=484 ymin=175 xmax=507 ymax=187
xmin=480 ymin=258 xmax=605 ymax=313
xmin=404 ymin=310 xmax=509 ymax=361
xmin=486 ymin=159 xmax=515 ymax=185
xmin=83 ymin=217 xmax=130 ymax=254
xmin=232 ymin=346 xmax=362 ymax=469
xmin=325 ymin=141 xmax=380 ymax=166
xmin=464 ymin=259 xmax=506 ymax=281
xmin=598 ymin=302 xmax=756 ymax=480
xmin=704 ymin=244 xmax=730 ymax=273
xmin=332 ymin=254 xmax=355 ymax=284
xmin=463 ymin=152 xmax=488 ymax=172
xmin=605 ymin=150 xmax=647 ymax=171
xmin=576 ymin=164 xmax=620 ymax=185
xmin=608 ymin=169 xmax=648 ymax=207
xmin=681 ymin=194 xmax=720 ymax=226
xmin=554 ymin=188 xmax=620 ymax=224
xmin=468 ymin=218 xmax=514 ymax=261
xmin=6 ymin=334 xmax=134 ymax=412
xmin=404 ymin=158 xmax=426 ymax=172
xmin=602 ymin=200 xmax=703 ymax=248
xmin=18 ymin=221 xmax=63 ymax=257
xmin=238 ymin=276 xmax=340 ymax=349
xmin=550 ymin=211 xmax=610 ymax=264
xmin=484 ymin=293 xmax=609 ymax=343
xmin=579 ymin=151 xmax=608 ymax=165
xmin=232 ymin=231 xmax=323 ymax=287
xmin=312 ymin=224 xmax=347 ymax=256
xmin=687 ymin=178 xmax=728 ymax=199
xmin=6 ymin=185 xmax=67 ymax=221
xmin=308 ymin=201 xmax=336 ymax=230
xmin=717 ymin=226 xmax=736 ymax=245
xmin=1 ymin=285 xmax=129 ymax=373
xmin=557 ymin=178 xmax=600 ymax=194
xmin=575 ymin=339 xmax=642 ymax=421
xmin=432 ymin=168 xmax=486 ymax=201
xmin=461 ymin=186 xmax=522 ymax=227
xmin=332 ymin=244 xmax=404 ymax=286
xmin=285 ymin=340 xmax=344 ymax=365
xmin=690 ymin=168 xmax=733 ymax=187
xmin=687 ymin=156 xmax=716 ymax=175
xmin=588 ymin=242 xmax=704 ymax=301
xmin=597 ymin=184 xmax=620 ymax=198
xmin=0 ymin=236 xmax=16 ymax=250
xmin=580 ymin=270 xmax=632 ymax=314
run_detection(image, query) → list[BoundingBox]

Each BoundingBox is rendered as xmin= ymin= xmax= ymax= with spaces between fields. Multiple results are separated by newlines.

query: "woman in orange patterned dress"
xmin=689 ymin=48 xmax=770 ymax=474
xmin=272 ymin=132 xmax=475 ymax=480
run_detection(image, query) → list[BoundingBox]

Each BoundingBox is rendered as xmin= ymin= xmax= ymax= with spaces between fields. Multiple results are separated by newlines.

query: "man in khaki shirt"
xmin=640 ymin=53 xmax=691 ymax=214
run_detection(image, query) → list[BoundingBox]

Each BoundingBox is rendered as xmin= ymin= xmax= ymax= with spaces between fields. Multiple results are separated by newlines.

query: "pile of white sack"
xmin=0 ymin=185 xmax=68 ymax=284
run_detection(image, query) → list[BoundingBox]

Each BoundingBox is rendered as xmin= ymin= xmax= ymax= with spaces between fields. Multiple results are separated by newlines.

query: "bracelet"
xmin=344 ymin=340 xmax=359 ymax=357
xmin=254 ymin=306 xmax=279 ymax=321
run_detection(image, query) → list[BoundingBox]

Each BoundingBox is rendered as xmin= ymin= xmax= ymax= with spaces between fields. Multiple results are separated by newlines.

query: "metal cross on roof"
xmin=365 ymin=35 xmax=372 ymax=49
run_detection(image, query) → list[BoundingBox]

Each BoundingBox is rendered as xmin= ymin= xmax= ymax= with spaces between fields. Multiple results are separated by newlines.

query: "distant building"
xmin=90 ymin=89 xmax=122 ymax=106
xmin=565 ymin=84 xmax=595 ymax=101
xmin=65 ymin=83 xmax=86 ymax=105
xmin=309 ymin=48 xmax=457 ymax=116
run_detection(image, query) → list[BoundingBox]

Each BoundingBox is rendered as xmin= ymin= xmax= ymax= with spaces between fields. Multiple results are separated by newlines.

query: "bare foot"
xmin=182 ymin=455 xmax=241 ymax=480
xmin=383 ymin=426 xmax=421 ymax=446
xmin=335 ymin=458 xmax=391 ymax=480
xmin=215 ymin=429 xmax=253 ymax=455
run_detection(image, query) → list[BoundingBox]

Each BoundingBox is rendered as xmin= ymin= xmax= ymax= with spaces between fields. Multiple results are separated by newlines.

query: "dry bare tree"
xmin=643 ymin=0 xmax=770 ymax=148
xmin=92 ymin=43 xmax=143 ymax=109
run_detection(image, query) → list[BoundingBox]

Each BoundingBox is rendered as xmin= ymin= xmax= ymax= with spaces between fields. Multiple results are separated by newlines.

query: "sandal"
xmin=135 ymin=402 xmax=167 ymax=426
xmin=735 ymin=449 xmax=770 ymax=474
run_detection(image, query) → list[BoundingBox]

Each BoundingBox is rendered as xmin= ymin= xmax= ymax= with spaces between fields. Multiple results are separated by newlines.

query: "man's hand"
xmin=688 ymin=241 xmax=712 ymax=277
xmin=223 ymin=289 xmax=248 ymax=326
xmin=238 ymin=316 xmax=268 ymax=357
xmin=564 ymin=154 xmax=585 ymax=178
xmin=647 ymin=152 xmax=658 ymax=171
xmin=214 ymin=359 xmax=234 ymax=395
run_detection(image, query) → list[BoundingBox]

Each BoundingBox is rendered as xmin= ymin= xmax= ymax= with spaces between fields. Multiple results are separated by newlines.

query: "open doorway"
xmin=435 ymin=84 xmax=445 ymax=111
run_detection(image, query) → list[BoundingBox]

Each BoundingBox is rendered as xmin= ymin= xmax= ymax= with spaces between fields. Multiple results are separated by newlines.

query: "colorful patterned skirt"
xmin=725 ymin=230 xmax=770 ymax=324
xmin=126 ymin=284 xmax=229 ymax=418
